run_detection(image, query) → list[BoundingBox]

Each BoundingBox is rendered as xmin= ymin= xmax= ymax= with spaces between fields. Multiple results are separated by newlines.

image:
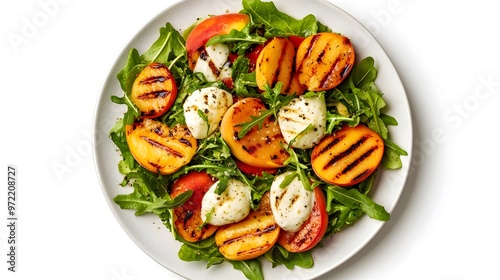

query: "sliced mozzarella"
xmin=270 ymin=172 xmax=314 ymax=232
xmin=278 ymin=94 xmax=327 ymax=149
xmin=201 ymin=179 xmax=252 ymax=226
xmin=183 ymin=87 xmax=233 ymax=139
xmin=193 ymin=43 xmax=232 ymax=82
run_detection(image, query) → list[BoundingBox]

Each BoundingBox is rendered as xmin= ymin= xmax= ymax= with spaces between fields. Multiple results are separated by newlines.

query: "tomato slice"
xmin=288 ymin=35 xmax=305 ymax=49
xmin=170 ymin=171 xmax=219 ymax=242
xmin=246 ymin=44 xmax=264 ymax=72
xmin=277 ymin=186 xmax=328 ymax=253
xmin=234 ymin=158 xmax=278 ymax=176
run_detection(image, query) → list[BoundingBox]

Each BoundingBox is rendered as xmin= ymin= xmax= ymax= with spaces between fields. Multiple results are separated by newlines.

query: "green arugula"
xmin=264 ymin=246 xmax=313 ymax=269
xmin=113 ymin=188 xmax=192 ymax=216
xmin=236 ymin=82 xmax=295 ymax=139
xmin=207 ymin=25 xmax=267 ymax=55
xmin=242 ymin=0 xmax=327 ymax=37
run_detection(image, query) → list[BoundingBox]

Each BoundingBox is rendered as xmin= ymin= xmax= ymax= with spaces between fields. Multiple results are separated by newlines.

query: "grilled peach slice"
xmin=255 ymin=37 xmax=305 ymax=95
xmin=130 ymin=62 xmax=177 ymax=118
xmin=215 ymin=193 xmax=280 ymax=261
xmin=296 ymin=32 xmax=355 ymax=91
xmin=170 ymin=171 xmax=219 ymax=243
xmin=185 ymin=13 xmax=250 ymax=70
xmin=125 ymin=119 xmax=197 ymax=175
xmin=311 ymin=124 xmax=384 ymax=186
xmin=220 ymin=98 xmax=289 ymax=168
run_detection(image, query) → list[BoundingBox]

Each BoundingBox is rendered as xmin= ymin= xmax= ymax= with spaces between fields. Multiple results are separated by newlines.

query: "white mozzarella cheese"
xmin=193 ymin=43 xmax=232 ymax=82
xmin=201 ymin=179 xmax=252 ymax=226
xmin=183 ymin=86 xmax=233 ymax=139
xmin=270 ymin=172 xmax=314 ymax=232
xmin=278 ymin=94 xmax=327 ymax=149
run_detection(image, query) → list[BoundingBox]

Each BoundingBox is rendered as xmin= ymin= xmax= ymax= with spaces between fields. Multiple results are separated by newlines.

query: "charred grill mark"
xmin=238 ymin=246 xmax=266 ymax=256
xmin=199 ymin=49 xmax=209 ymax=60
xmin=242 ymin=145 xmax=258 ymax=155
xmin=320 ymin=56 xmax=341 ymax=89
xmin=323 ymin=136 xmax=367 ymax=170
xmin=141 ymin=136 xmax=183 ymax=158
xmin=341 ymin=146 xmax=378 ymax=175
xmin=208 ymin=59 xmax=221 ymax=77
xmin=144 ymin=110 xmax=157 ymax=117
xmin=304 ymin=34 xmax=320 ymax=61
xmin=149 ymin=162 xmax=162 ymax=170
xmin=296 ymin=34 xmax=320 ymax=74
xmin=150 ymin=62 xmax=167 ymax=69
xmin=274 ymin=188 xmax=288 ymax=209
xmin=317 ymin=47 xmax=326 ymax=64
xmin=289 ymin=229 xmax=312 ymax=248
xmin=220 ymin=224 xmax=278 ymax=246
xmin=140 ymin=75 xmax=167 ymax=85
xmin=343 ymin=37 xmax=352 ymax=48
xmin=183 ymin=210 xmax=194 ymax=225
xmin=153 ymin=127 xmax=163 ymax=135
xmin=179 ymin=138 xmax=193 ymax=147
xmin=339 ymin=63 xmax=352 ymax=79
xmin=271 ymin=44 xmax=286 ymax=87
xmin=351 ymin=169 xmax=370 ymax=183
xmin=137 ymin=90 xmax=171 ymax=100
xmin=233 ymin=131 xmax=240 ymax=140
xmin=314 ymin=135 xmax=345 ymax=159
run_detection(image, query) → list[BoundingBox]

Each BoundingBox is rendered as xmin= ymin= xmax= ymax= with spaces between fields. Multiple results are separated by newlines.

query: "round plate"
xmin=93 ymin=0 xmax=413 ymax=279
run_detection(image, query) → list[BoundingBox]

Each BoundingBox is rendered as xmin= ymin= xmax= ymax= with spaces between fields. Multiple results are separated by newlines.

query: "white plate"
xmin=93 ymin=0 xmax=413 ymax=279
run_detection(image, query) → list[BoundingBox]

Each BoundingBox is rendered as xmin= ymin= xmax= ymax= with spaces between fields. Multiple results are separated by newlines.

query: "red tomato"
xmin=288 ymin=35 xmax=305 ymax=49
xmin=246 ymin=44 xmax=264 ymax=72
xmin=221 ymin=77 xmax=234 ymax=90
xmin=234 ymin=158 xmax=278 ymax=176
xmin=186 ymin=13 xmax=250 ymax=70
xmin=277 ymin=186 xmax=328 ymax=252
xmin=170 ymin=171 xmax=219 ymax=242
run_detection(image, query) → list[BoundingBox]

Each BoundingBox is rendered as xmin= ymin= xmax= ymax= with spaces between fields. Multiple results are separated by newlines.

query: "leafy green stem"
xmin=151 ymin=32 xmax=171 ymax=62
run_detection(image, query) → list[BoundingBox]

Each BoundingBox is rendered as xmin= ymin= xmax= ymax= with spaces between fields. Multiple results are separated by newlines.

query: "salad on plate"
xmin=107 ymin=0 xmax=407 ymax=279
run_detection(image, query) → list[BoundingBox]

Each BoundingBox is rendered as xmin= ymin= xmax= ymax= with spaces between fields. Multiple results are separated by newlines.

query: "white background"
xmin=1 ymin=0 xmax=499 ymax=279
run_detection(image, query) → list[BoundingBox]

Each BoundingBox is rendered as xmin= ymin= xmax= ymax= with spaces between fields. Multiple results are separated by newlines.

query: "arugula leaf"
xmin=325 ymin=112 xmax=359 ymax=134
xmin=113 ymin=188 xmax=192 ymax=216
xmin=242 ymin=0 xmax=319 ymax=37
xmin=229 ymin=259 xmax=264 ymax=280
xmin=327 ymin=203 xmax=364 ymax=234
xmin=282 ymin=129 xmax=315 ymax=191
xmin=349 ymin=56 xmax=377 ymax=88
xmin=236 ymin=83 xmax=295 ymax=138
xmin=327 ymin=185 xmax=390 ymax=221
xmin=141 ymin=22 xmax=186 ymax=68
xmin=109 ymin=127 xmax=136 ymax=172
xmin=382 ymin=139 xmax=408 ymax=169
xmin=178 ymin=237 xmax=225 ymax=268
xmin=207 ymin=26 xmax=266 ymax=55
xmin=116 ymin=48 xmax=145 ymax=94
xmin=161 ymin=72 xmax=208 ymax=127
xmin=264 ymin=246 xmax=313 ymax=269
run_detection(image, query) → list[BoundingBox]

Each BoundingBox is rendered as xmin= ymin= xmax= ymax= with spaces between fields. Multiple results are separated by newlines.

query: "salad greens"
xmin=108 ymin=0 xmax=407 ymax=279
